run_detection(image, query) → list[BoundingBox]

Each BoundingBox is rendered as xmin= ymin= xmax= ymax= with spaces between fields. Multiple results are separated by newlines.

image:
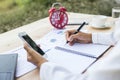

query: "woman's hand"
xmin=24 ymin=43 xmax=48 ymax=68
xmin=66 ymin=30 xmax=92 ymax=46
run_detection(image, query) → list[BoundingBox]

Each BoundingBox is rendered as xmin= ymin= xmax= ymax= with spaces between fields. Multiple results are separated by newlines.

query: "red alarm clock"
xmin=49 ymin=3 xmax=68 ymax=29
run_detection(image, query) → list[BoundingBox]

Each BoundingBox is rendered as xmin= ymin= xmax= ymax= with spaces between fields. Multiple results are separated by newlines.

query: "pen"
xmin=67 ymin=22 xmax=88 ymax=25
xmin=66 ymin=22 xmax=86 ymax=44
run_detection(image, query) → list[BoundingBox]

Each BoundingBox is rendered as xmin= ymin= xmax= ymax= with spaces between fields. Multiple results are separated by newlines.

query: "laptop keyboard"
xmin=0 ymin=72 xmax=11 ymax=80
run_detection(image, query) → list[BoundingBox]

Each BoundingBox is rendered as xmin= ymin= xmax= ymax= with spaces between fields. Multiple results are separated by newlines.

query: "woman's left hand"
xmin=24 ymin=43 xmax=48 ymax=68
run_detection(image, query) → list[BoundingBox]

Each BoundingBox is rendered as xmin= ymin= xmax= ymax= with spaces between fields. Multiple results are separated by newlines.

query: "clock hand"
xmin=58 ymin=12 xmax=64 ymax=23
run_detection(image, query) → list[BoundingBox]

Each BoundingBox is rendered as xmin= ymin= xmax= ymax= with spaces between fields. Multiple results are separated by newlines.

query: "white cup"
xmin=90 ymin=16 xmax=107 ymax=28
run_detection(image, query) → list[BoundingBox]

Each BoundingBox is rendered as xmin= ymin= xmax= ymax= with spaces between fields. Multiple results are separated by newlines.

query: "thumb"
xmin=24 ymin=43 xmax=30 ymax=52
xmin=24 ymin=43 xmax=35 ymax=55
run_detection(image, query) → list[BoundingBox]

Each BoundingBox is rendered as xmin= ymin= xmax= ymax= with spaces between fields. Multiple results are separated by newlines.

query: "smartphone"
xmin=18 ymin=32 xmax=45 ymax=55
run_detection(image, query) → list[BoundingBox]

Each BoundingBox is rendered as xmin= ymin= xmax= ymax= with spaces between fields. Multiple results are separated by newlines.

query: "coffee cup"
xmin=89 ymin=16 xmax=107 ymax=28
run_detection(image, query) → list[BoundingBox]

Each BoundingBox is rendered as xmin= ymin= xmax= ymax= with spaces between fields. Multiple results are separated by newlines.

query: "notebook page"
xmin=55 ymin=46 xmax=96 ymax=58
xmin=57 ymin=43 xmax=110 ymax=58
xmin=46 ymin=48 xmax=96 ymax=74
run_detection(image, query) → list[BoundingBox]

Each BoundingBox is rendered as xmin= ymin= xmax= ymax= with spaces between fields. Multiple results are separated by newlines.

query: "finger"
xmin=65 ymin=31 xmax=71 ymax=41
xmin=69 ymin=41 xmax=75 ymax=46
xmin=27 ymin=51 xmax=31 ymax=57
xmin=27 ymin=55 xmax=32 ymax=62
xmin=65 ymin=30 xmax=75 ymax=41
xmin=24 ymin=43 xmax=30 ymax=52
xmin=24 ymin=43 xmax=38 ymax=56
xmin=68 ymin=34 xmax=78 ymax=42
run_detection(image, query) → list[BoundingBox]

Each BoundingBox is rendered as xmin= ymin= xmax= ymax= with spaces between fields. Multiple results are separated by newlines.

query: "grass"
xmin=0 ymin=0 xmax=50 ymax=33
xmin=0 ymin=0 xmax=17 ymax=13
xmin=0 ymin=0 xmax=119 ymax=33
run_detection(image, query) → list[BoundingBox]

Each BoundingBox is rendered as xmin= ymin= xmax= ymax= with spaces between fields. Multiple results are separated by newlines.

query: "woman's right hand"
xmin=65 ymin=30 xmax=92 ymax=46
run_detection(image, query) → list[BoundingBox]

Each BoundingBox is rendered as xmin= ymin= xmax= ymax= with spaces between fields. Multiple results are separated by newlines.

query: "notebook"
xmin=45 ymin=43 xmax=111 ymax=74
xmin=46 ymin=48 xmax=96 ymax=74
xmin=0 ymin=54 xmax=18 ymax=80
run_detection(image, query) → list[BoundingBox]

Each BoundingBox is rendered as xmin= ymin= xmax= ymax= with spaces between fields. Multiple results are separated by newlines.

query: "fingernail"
xmin=68 ymin=37 xmax=73 ymax=41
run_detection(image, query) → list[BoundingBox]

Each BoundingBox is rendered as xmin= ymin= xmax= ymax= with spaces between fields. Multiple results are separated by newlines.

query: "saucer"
xmin=90 ymin=26 xmax=111 ymax=29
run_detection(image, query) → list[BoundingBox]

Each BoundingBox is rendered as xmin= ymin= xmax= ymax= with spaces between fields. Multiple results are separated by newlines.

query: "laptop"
xmin=0 ymin=54 xmax=18 ymax=80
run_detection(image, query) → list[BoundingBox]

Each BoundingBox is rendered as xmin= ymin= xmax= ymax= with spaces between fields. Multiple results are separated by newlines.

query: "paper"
xmin=57 ymin=43 xmax=110 ymax=58
xmin=3 ymin=47 xmax=36 ymax=77
xmin=3 ymin=43 xmax=50 ymax=77
xmin=55 ymin=46 xmax=96 ymax=58
xmin=39 ymin=29 xmax=66 ymax=48
xmin=46 ymin=47 xmax=95 ymax=74
xmin=39 ymin=29 xmax=88 ymax=48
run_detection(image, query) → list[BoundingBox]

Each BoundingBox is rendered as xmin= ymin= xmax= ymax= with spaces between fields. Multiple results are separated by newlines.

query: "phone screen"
xmin=22 ymin=34 xmax=45 ymax=55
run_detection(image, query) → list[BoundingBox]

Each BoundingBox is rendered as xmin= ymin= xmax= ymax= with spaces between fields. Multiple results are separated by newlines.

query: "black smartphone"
xmin=18 ymin=32 xmax=45 ymax=55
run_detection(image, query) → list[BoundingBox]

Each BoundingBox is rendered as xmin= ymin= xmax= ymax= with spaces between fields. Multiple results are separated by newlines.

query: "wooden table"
xmin=0 ymin=12 xmax=114 ymax=80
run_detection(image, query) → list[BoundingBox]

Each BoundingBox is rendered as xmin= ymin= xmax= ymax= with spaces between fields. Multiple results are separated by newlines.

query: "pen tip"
xmin=64 ymin=43 xmax=67 ymax=45
xmin=64 ymin=41 xmax=69 ymax=45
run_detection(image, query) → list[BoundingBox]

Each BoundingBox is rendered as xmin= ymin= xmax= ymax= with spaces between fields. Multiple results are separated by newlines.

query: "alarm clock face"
xmin=49 ymin=10 xmax=68 ymax=29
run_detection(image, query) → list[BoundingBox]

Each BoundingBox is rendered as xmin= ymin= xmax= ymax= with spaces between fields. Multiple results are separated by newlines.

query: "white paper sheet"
xmin=39 ymin=29 xmax=89 ymax=48
xmin=39 ymin=29 xmax=66 ymax=48
xmin=46 ymin=48 xmax=96 ymax=74
xmin=3 ymin=43 xmax=50 ymax=77
xmin=57 ymin=43 xmax=110 ymax=58
xmin=14 ymin=48 xmax=36 ymax=77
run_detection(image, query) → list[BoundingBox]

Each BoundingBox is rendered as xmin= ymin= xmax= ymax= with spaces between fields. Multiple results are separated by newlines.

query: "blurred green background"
xmin=0 ymin=0 xmax=119 ymax=33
